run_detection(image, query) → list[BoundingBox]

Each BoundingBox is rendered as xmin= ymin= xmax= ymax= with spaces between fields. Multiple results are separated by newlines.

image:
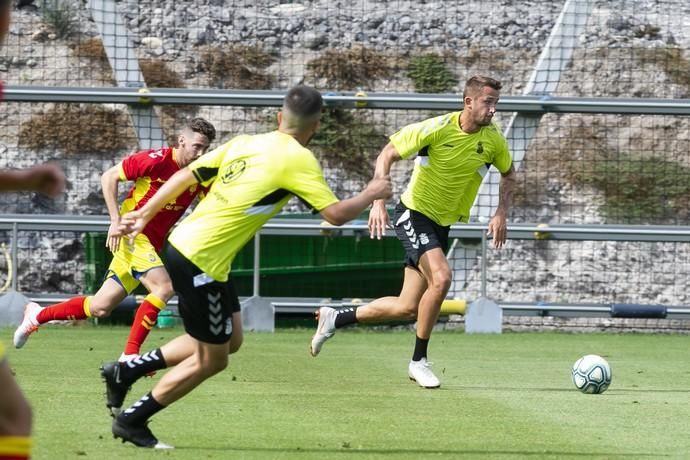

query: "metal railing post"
xmin=253 ymin=233 xmax=260 ymax=297
xmin=11 ymin=222 xmax=18 ymax=291
xmin=481 ymin=231 xmax=487 ymax=298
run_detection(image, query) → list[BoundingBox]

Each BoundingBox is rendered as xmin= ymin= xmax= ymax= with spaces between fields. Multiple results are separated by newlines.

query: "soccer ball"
xmin=571 ymin=354 xmax=612 ymax=394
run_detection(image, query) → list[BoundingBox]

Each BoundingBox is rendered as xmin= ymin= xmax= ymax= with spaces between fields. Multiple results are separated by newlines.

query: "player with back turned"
xmin=100 ymin=85 xmax=392 ymax=448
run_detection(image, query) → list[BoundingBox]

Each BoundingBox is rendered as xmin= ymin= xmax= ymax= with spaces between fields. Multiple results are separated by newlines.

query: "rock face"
xmin=1 ymin=0 xmax=689 ymax=306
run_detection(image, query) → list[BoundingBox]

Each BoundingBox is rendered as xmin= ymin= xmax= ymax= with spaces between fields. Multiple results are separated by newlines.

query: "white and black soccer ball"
xmin=571 ymin=354 xmax=612 ymax=394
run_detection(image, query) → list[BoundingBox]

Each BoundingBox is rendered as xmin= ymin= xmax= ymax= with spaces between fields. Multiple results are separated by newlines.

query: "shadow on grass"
xmin=175 ymin=445 xmax=666 ymax=457
xmin=445 ymin=385 xmax=690 ymax=394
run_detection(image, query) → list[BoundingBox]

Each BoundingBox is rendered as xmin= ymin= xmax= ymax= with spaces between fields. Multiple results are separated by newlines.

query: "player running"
xmin=101 ymin=86 xmax=392 ymax=448
xmin=310 ymin=75 xmax=516 ymax=389
xmin=13 ymin=118 xmax=216 ymax=362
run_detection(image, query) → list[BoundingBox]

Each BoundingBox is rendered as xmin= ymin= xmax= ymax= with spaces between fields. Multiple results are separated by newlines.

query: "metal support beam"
xmin=88 ymin=0 xmax=165 ymax=150
xmin=3 ymin=86 xmax=690 ymax=115
xmin=453 ymin=0 xmax=594 ymax=295
xmin=5 ymin=214 xmax=690 ymax=241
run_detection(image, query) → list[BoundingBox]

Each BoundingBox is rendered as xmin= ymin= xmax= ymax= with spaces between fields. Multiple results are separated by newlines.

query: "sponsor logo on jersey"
xmin=221 ymin=159 xmax=247 ymax=184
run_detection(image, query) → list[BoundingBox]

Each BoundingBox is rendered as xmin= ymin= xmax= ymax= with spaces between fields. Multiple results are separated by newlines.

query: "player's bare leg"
xmin=87 ymin=278 xmax=128 ymax=318
xmin=355 ymin=267 xmax=427 ymax=322
xmin=110 ymin=338 xmax=230 ymax=448
xmin=14 ymin=278 xmax=126 ymax=349
xmin=101 ymin=312 xmax=242 ymax=416
xmin=121 ymin=267 xmax=174 ymax=360
xmin=406 ymin=248 xmax=450 ymax=388
xmin=310 ymin=267 xmax=425 ymax=356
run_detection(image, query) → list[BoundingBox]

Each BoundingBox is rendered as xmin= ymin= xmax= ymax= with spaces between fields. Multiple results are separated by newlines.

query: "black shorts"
xmin=393 ymin=201 xmax=449 ymax=269
xmin=163 ymin=243 xmax=241 ymax=345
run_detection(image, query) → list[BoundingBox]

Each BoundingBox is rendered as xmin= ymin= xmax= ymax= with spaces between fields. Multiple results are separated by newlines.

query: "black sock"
xmin=412 ymin=336 xmax=429 ymax=362
xmin=118 ymin=392 xmax=165 ymax=426
xmin=119 ymin=348 xmax=167 ymax=384
xmin=334 ymin=307 xmax=358 ymax=329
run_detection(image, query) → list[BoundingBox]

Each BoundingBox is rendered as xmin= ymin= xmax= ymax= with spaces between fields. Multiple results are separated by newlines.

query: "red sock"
xmin=36 ymin=296 xmax=88 ymax=324
xmin=123 ymin=295 xmax=165 ymax=355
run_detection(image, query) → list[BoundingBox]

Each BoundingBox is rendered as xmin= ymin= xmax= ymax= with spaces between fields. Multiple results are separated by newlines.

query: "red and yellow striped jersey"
xmin=118 ymin=147 xmax=207 ymax=252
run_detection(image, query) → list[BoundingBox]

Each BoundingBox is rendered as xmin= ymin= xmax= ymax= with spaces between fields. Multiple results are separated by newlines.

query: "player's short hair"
xmin=187 ymin=117 xmax=216 ymax=144
xmin=282 ymin=86 xmax=323 ymax=125
xmin=463 ymin=76 xmax=502 ymax=99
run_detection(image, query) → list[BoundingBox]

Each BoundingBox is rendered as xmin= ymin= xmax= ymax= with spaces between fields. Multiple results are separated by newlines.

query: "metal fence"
xmin=1 ymin=0 xmax=690 ymax=310
xmin=2 ymin=215 xmax=690 ymax=319
xmin=2 ymin=0 xmax=688 ymax=96
xmin=1 ymin=0 xmax=689 ymax=223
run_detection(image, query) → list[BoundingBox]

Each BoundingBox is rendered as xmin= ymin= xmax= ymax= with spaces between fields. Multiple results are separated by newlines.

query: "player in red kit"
xmin=13 ymin=118 xmax=216 ymax=368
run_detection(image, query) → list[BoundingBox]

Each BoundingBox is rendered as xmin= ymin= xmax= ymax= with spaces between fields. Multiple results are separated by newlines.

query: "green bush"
xmin=634 ymin=47 xmax=690 ymax=90
xmin=306 ymin=46 xmax=392 ymax=90
xmin=196 ymin=45 xmax=274 ymax=89
xmin=582 ymin=156 xmax=690 ymax=223
xmin=407 ymin=53 xmax=458 ymax=93
xmin=40 ymin=0 xmax=79 ymax=39
xmin=309 ymin=107 xmax=386 ymax=181
xmin=19 ymin=104 xmax=135 ymax=154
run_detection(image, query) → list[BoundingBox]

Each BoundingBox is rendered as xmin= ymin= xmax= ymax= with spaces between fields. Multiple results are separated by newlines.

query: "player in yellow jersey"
xmin=310 ymin=76 xmax=517 ymax=389
xmin=1 ymin=2 xmax=66 ymax=458
xmin=100 ymin=85 xmax=392 ymax=448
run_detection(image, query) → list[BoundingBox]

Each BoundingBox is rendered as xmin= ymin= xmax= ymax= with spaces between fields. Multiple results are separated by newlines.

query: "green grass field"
xmin=3 ymin=325 xmax=690 ymax=459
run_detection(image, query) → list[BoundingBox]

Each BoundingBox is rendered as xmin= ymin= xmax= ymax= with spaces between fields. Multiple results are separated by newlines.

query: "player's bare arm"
xmin=320 ymin=175 xmax=392 ymax=226
xmin=487 ymin=164 xmax=516 ymax=248
xmin=117 ymin=168 xmax=198 ymax=239
xmin=0 ymin=163 xmax=65 ymax=197
xmin=101 ymin=164 xmax=125 ymax=253
xmin=369 ymin=142 xmax=402 ymax=239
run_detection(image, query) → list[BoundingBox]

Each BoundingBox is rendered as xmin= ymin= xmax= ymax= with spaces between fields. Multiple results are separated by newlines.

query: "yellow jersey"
xmin=390 ymin=111 xmax=512 ymax=226
xmin=168 ymin=131 xmax=339 ymax=281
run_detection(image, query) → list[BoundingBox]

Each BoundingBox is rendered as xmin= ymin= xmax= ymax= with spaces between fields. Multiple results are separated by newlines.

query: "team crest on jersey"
xmin=476 ymin=142 xmax=484 ymax=154
xmin=221 ymin=159 xmax=246 ymax=184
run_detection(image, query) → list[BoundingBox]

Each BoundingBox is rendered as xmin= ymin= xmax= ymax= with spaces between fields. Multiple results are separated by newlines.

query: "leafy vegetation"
xmin=407 ymin=53 xmax=458 ymax=93
xmin=40 ymin=0 xmax=79 ymax=39
xmin=140 ymin=58 xmax=185 ymax=89
xmin=579 ymin=156 xmax=690 ymax=223
xmin=306 ymin=46 xmax=393 ymax=90
xmin=634 ymin=47 xmax=690 ymax=91
xmin=516 ymin=128 xmax=690 ymax=225
xmin=309 ymin=107 xmax=386 ymax=182
xmin=196 ymin=45 xmax=274 ymax=89
xmin=139 ymin=58 xmax=199 ymax=144
xmin=18 ymin=104 xmax=135 ymax=154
